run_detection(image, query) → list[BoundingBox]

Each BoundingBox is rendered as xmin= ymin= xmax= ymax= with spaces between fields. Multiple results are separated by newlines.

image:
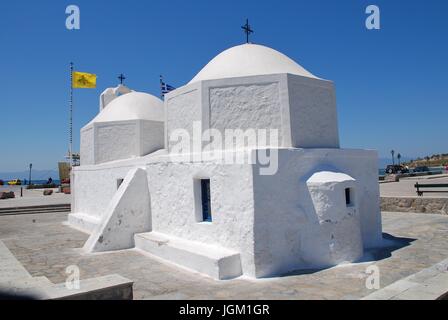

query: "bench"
xmin=414 ymin=183 xmax=448 ymax=196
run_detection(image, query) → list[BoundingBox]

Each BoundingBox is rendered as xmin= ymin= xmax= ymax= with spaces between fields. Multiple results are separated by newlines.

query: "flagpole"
xmin=160 ymin=75 xmax=163 ymax=100
xmin=69 ymin=62 xmax=73 ymax=167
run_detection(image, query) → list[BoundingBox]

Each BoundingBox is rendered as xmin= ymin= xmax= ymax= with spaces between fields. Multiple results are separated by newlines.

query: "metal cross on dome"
xmin=118 ymin=73 xmax=126 ymax=85
xmin=241 ymin=19 xmax=253 ymax=43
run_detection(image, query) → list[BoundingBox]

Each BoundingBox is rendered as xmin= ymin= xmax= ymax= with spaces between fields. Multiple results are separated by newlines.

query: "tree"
xmin=397 ymin=153 xmax=401 ymax=165
xmin=391 ymin=150 xmax=395 ymax=165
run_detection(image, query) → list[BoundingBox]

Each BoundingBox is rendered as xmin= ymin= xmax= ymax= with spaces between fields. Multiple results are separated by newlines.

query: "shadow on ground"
xmin=0 ymin=291 xmax=36 ymax=300
xmin=359 ymin=232 xmax=416 ymax=262
xmin=281 ymin=233 xmax=416 ymax=278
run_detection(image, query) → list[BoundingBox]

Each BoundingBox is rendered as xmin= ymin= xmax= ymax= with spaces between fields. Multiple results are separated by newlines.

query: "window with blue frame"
xmin=200 ymin=179 xmax=212 ymax=222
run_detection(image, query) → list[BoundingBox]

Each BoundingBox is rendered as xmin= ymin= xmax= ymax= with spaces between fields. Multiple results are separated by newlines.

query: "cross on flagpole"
xmin=241 ymin=19 xmax=253 ymax=43
xmin=118 ymin=73 xmax=126 ymax=85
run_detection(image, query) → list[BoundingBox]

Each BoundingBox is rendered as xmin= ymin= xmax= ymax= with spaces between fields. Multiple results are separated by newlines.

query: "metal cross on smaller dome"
xmin=118 ymin=73 xmax=126 ymax=85
xmin=241 ymin=19 xmax=253 ymax=44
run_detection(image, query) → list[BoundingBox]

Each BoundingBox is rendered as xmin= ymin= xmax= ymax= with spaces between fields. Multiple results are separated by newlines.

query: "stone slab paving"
xmin=380 ymin=175 xmax=448 ymax=198
xmin=1 ymin=211 xmax=448 ymax=299
xmin=0 ymin=196 xmax=70 ymax=209
xmin=363 ymin=258 xmax=448 ymax=300
xmin=0 ymin=185 xmax=71 ymax=209
xmin=0 ymin=241 xmax=32 ymax=282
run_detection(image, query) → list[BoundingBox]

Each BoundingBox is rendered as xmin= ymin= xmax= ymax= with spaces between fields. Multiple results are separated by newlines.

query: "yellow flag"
xmin=72 ymin=71 xmax=97 ymax=88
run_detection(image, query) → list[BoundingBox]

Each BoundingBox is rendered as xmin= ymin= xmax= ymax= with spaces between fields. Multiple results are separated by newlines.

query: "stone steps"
xmin=0 ymin=204 xmax=71 ymax=216
xmin=134 ymin=231 xmax=242 ymax=280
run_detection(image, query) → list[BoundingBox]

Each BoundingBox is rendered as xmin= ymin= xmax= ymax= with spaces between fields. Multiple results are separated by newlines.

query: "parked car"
xmin=385 ymin=165 xmax=409 ymax=174
xmin=0 ymin=179 xmax=4 ymax=185
xmin=413 ymin=166 xmax=429 ymax=173
xmin=7 ymin=179 xmax=22 ymax=185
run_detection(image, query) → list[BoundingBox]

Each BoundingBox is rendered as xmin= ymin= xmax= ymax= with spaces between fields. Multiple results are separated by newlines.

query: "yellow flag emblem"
xmin=72 ymin=71 xmax=97 ymax=88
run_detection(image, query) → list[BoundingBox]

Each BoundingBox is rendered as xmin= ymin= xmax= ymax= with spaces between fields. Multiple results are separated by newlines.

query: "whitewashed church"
xmin=68 ymin=43 xmax=383 ymax=279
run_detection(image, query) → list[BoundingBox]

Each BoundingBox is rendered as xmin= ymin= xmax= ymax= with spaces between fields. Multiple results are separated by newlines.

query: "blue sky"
xmin=1 ymin=0 xmax=447 ymax=172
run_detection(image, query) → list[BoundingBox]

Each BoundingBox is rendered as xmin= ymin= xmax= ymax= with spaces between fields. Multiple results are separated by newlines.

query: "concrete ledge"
xmin=44 ymin=274 xmax=133 ymax=300
xmin=0 ymin=240 xmax=132 ymax=300
xmin=67 ymin=212 xmax=100 ymax=234
xmin=363 ymin=258 xmax=448 ymax=300
xmin=0 ymin=241 xmax=32 ymax=282
xmin=0 ymin=274 xmax=133 ymax=300
xmin=135 ymin=232 xmax=242 ymax=280
xmin=0 ymin=276 xmax=54 ymax=298
xmin=381 ymin=197 xmax=448 ymax=214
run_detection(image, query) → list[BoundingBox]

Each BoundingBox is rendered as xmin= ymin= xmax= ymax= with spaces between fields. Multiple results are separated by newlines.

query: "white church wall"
xmin=165 ymin=74 xmax=340 ymax=154
xmin=139 ymin=120 xmax=164 ymax=156
xmin=80 ymin=125 xmax=95 ymax=166
xmin=165 ymin=82 xmax=202 ymax=153
xmin=80 ymin=119 xmax=164 ymax=166
xmin=287 ymin=74 xmax=340 ymax=148
xmin=71 ymin=163 xmax=138 ymax=224
xmin=95 ymin=120 xmax=137 ymax=164
xmin=145 ymin=155 xmax=258 ymax=277
xmin=201 ymin=75 xmax=291 ymax=149
xmin=84 ymin=168 xmax=151 ymax=252
xmin=304 ymin=172 xmax=363 ymax=267
xmin=208 ymin=82 xmax=283 ymax=148
xmin=251 ymin=148 xmax=381 ymax=277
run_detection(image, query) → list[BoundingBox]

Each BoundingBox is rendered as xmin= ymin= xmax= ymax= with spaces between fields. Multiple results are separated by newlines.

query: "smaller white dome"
xmin=89 ymin=91 xmax=164 ymax=124
xmin=307 ymin=171 xmax=355 ymax=185
xmin=189 ymin=44 xmax=318 ymax=84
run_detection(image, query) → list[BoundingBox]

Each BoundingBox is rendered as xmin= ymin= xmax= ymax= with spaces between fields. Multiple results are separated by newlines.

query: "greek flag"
xmin=160 ymin=75 xmax=175 ymax=98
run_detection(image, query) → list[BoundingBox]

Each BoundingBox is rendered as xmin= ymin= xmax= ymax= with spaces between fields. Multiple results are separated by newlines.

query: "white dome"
xmin=89 ymin=91 xmax=164 ymax=124
xmin=189 ymin=44 xmax=317 ymax=84
xmin=307 ymin=171 xmax=355 ymax=185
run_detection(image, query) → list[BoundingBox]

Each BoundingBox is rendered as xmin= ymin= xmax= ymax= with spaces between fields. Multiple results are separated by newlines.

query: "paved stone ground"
xmin=0 ymin=185 xmax=70 ymax=208
xmin=380 ymin=175 xmax=448 ymax=198
xmin=1 ymin=211 xmax=448 ymax=299
xmin=363 ymin=257 xmax=448 ymax=300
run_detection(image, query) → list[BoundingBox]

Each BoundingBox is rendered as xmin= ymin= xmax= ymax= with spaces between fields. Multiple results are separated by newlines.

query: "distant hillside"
xmin=378 ymin=156 xmax=412 ymax=169
xmin=402 ymin=153 xmax=448 ymax=168
xmin=0 ymin=169 xmax=58 ymax=181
